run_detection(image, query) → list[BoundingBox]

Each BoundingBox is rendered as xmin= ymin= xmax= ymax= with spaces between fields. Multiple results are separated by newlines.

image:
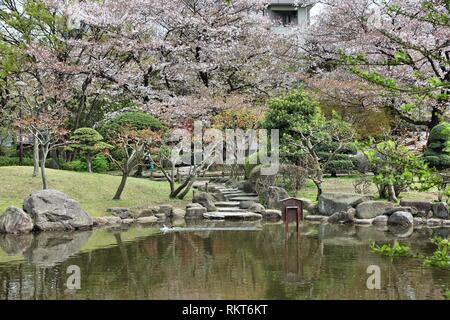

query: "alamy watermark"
xmin=169 ymin=121 xmax=280 ymax=175
xmin=366 ymin=265 xmax=381 ymax=290
xmin=66 ymin=265 xmax=81 ymax=290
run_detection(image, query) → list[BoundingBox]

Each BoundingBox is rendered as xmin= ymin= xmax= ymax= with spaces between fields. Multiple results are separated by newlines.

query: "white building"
xmin=266 ymin=0 xmax=316 ymax=32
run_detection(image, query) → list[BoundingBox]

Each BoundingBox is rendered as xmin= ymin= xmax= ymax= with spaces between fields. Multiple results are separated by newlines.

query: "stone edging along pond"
xmin=305 ymin=192 xmax=450 ymax=229
xmin=1 ymin=185 xmax=449 ymax=235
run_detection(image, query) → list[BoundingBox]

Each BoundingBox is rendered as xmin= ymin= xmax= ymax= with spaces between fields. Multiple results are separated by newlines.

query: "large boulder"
xmin=193 ymin=192 xmax=217 ymax=212
xmin=328 ymin=211 xmax=355 ymax=224
xmin=185 ymin=203 xmax=207 ymax=219
xmin=432 ymin=202 xmax=449 ymax=219
xmin=0 ymin=206 xmax=34 ymax=234
xmin=318 ymin=193 xmax=372 ymax=216
xmin=159 ymin=205 xmax=173 ymax=218
xmin=356 ymin=201 xmax=394 ymax=219
xmin=248 ymin=203 xmax=266 ymax=215
xmin=23 ymin=190 xmax=93 ymax=231
xmin=388 ymin=211 xmax=414 ymax=227
xmin=399 ymin=200 xmax=432 ymax=217
xmin=263 ymin=209 xmax=282 ymax=221
xmin=263 ymin=186 xmax=289 ymax=210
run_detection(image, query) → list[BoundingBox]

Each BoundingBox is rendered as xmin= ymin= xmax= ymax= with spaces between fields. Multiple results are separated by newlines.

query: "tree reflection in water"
xmin=0 ymin=221 xmax=449 ymax=300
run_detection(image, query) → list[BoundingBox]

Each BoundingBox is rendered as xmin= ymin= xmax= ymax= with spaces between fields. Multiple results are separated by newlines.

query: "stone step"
xmin=217 ymin=188 xmax=240 ymax=193
xmin=217 ymin=207 xmax=245 ymax=213
xmin=228 ymin=196 xmax=260 ymax=202
xmin=224 ymin=193 xmax=258 ymax=198
xmin=203 ymin=212 xmax=262 ymax=221
xmin=215 ymin=202 xmax=241 ymax=208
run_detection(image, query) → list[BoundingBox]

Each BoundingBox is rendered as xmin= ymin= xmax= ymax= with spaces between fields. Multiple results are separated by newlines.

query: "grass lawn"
xmin=0 ymin=166 xmax=192 ymax=217
xmin=298 ymin=175 xmax=440 ymax=203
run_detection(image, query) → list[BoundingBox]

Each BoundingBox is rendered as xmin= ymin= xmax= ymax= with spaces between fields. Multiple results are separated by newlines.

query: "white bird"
xmin=160 ymin=225 xmax=172 ymax=234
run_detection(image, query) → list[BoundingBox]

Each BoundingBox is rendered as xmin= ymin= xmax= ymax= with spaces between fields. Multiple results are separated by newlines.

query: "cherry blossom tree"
xmin=15 ymin=111 xmax=69 ymax=189
xmin=304 ymin=0 xmax=450 ymax=137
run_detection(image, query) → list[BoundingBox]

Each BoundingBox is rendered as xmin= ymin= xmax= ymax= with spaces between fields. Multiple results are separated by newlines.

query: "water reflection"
xmin=0 ymin=221 xmax=449 ymax=300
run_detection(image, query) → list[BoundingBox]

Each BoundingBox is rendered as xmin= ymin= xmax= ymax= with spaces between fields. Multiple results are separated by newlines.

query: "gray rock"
xmin=0 ymin=234 xmax=33 ymax=255
xmin=388 ymin=211 xmax=413 ymax=227
xmin=93 ymin=217 xmax=109 ymax=227
xmin=104 ymin=216 xmax=122 ymax=225
xmin=172 ymin=208 xmax=186 ymax=219
xmin=413 ymin=217 xmax=425 ymax=226
xmin=432 ymin=202 xmax=449 ymax=219
xmin=186 ymin=207 xmax=208 ymax=219
xmin=212 ymin=192 xmax=226 ymax=202
xmin=248 ymin=203 xmax=266 ymax=215
xmin=384 ymin=207 xmax=418 ymax=216
xmin=356 ymin=201 xmax=394 ymax=219
xmin=155 ymin=213 xmax=167 ymax=219
xmin=24 ymin=231 xmax=91 ymax=267
xmin=263 ymin=186 xmax=289 ymax=210
xmin=159 ymin=205 xmax=173 ymax=217
xmin=107 ymin=207 xmax=134 ymax=219
xmin=138 ymin=209 xmax=155 ymax=218
xmin=193 ymin=192 xmax=217 ymax=212
xmin=354 ymin=219 xmax=373 ymax=225
xmin=318 ymin=193 xmax=372 ymax=216
xmin=400 ymin=200 xmax=432 ymax=216
xmin=121 ymin=219 xmax=135 ymax=225
xmin=24 ymin=190 xmax=93 ymax=231
xmin=239 ymin=201 xmax=256 ymax=210
xmin=305 ymin=215 xmax=328 ymax=222
xmin=137 ymin=216 xmax=158 ymax=224
xmin=328 ymin=211 xmax=355 ymax=224
xmin=186 ymin=203 xmax=205 ymax=209
xmin=372 ymin=215 xmax=388 ymax=226
xmin=0 ymin=206 xmax=34 ymax=234
xmin=427 ymin=219 xmax=443 ymax=227
xmin=263 ymin=209 xmax=282 ymax=221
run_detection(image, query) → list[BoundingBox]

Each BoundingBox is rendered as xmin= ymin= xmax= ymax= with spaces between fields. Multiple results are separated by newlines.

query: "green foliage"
xmin=424 ymin=122 xmax=450 ymax=169
xmin=62 ymin=155 xmax=110 ymax=173
xmin=423 ymin=237 xmax=450 ymax=269
xmin=101 ymin=112 xmax=164 ymax=138
xmin=264 ymin=89 xmax=324 ymax=162
xmin=369 ymin=240 xmax=411 ymax=257
xmin=92 ymin=154 xmax=109 ymax=173
xmin=359 ymin=138 xmax=440 ymax=198
xmin=325 ymin=160 xmax=356 ymax=175
xmin=0 ymin=157 xmax=34 ymax=167
xmin=67 ymin=128 xmax=111 ymax=154
xmin=62 ymin=160 xmax=86 ymax=172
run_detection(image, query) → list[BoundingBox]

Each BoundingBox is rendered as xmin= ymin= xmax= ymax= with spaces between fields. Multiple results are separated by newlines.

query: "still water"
xmin=0 ymin=221 xmax=449 ymax=300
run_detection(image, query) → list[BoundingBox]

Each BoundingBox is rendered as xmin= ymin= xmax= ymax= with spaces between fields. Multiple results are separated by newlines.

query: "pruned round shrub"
xmin=424 ymin=122 xmax=450 ymax=169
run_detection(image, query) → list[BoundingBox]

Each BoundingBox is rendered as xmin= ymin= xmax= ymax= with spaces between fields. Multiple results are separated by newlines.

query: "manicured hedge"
xmin=0 ymin=157 xmax=35 ymax=167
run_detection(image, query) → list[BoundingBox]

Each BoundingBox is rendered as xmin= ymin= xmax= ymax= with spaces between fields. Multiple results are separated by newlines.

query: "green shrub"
xmin=424 ymin=122 xmax=450 ymax=169
xmin=62 ymin=160 xmax=87 ymax=172
xmin=92 ymin=155 xmax=109 ymax=173
xmin=0 ymin=157 xmax=35 ymax=167
xmin=325 ymin=160 xmax=356 ymax=176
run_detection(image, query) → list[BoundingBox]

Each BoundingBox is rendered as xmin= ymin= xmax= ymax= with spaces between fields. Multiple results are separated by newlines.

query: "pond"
xmin=0 ymin=221 xmax=449 ymax=300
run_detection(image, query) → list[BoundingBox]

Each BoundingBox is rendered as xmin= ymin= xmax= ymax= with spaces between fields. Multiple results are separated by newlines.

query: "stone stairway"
xmin=202 ymin=184 xmax=262 ymax=220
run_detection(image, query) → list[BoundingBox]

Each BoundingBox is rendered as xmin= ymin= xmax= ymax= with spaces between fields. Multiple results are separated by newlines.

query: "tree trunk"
xmin=387 ymin=184 xmax=398 ymax=202
xmin=86 ymin=155 xmax=93 ymax=173
xmin=33 ymin=138 xmax=40 ymax=177
xmin=113 ymin=170 xmax=128 ymax=200
xmin=41 ymin=145 xmax=49 ymax=190
xmin=313 ymin=179 xmax=323 ymax=201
